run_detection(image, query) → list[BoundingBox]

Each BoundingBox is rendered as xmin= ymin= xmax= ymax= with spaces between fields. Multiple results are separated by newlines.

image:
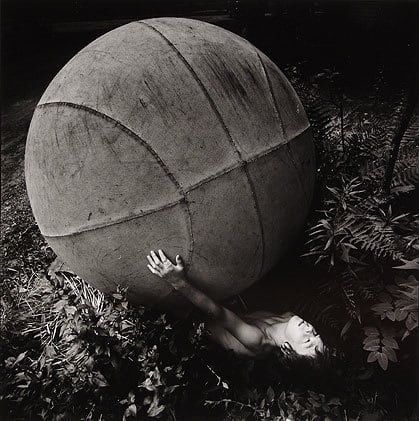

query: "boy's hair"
xmin=275 ymin=343 xmax=334 ymax=387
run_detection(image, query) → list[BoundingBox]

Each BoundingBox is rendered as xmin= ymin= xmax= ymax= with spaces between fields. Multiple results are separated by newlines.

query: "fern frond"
xmin=340 ymin=276 xmax=360 ymax=322
xmin=391 ymin=107 xmax=419 ymax=191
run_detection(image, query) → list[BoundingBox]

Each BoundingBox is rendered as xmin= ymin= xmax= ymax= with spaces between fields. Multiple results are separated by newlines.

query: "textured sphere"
xmin=25 ymin=18 xmax=315 ymax=311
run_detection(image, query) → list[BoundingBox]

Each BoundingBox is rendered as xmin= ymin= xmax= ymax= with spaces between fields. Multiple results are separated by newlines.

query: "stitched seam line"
xmin=38 ymin=101 xmax=181 ymax=189
xmin=41 ymin=130 xmax=310 ymax=238
xmin=139 ymin=20 xmax=267 ymax=280
xmin=257 ymin=52 xmax=286 ymax=140
xmin=37 ymin=101 xmax=194 ymax=266
xmin=138 ymin=21 xmax=243 ymax=158
xmin=256 ymin=53 xmax=310 ymax=207
xmin=44 ymin=200 xmax=183 ymax=238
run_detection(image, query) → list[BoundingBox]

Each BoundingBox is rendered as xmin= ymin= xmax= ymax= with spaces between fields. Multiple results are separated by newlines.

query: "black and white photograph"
xmin=1 ymin=0 xmax=418 ymax=419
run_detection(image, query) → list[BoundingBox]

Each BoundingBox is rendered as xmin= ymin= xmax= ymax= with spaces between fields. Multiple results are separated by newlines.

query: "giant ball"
xmin=25 ymin=18 xmax=315 ymax=311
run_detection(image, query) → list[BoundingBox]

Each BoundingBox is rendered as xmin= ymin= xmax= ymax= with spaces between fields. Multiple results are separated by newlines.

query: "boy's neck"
xmin=264 ymin=320 xmax=288 ymax=347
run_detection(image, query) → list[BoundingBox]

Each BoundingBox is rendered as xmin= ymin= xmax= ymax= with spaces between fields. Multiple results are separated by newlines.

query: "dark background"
xmin=2 ymin=0 xmax=418 ymax=108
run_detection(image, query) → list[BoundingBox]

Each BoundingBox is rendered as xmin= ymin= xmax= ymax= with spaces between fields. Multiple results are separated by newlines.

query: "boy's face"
xmin=283 ymin=315 xmax=324 ymax=357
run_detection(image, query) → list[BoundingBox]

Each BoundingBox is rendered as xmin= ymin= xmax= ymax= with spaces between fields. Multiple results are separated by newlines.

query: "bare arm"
xmin=147 ymin=250 xmax=266 ymax=351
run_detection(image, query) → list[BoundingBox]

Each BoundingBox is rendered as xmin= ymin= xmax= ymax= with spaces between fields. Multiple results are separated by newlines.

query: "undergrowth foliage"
xmin=290 ymin=63 xmax=419 ymax=373
xmin=2 ymin=62 xmax=418 ymax=420
xmin=303 ymin=177 xmax=418 ymax=370
xmin=1 ymin=271 xmax=344 ymax=420
xmin=1 ymin=272 xmax=204 ymax=419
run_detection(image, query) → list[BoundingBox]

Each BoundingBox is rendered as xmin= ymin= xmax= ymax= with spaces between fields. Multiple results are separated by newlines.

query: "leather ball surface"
xmin=25 ymin=18 xmax=315 ymax=310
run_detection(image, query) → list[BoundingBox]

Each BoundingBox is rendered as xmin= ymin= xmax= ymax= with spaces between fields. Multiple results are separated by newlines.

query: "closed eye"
xmin=284 ymin=341 xmax=293 ymax=351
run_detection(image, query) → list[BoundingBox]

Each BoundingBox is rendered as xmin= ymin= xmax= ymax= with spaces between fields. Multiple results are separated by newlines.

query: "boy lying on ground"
xmin=147 ymin=249 xmax=328 ymax=370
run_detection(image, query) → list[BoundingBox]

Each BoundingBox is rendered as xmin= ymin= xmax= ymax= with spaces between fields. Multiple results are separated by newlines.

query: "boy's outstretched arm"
xmin=147 ymin=250 xmax=266 ymax=352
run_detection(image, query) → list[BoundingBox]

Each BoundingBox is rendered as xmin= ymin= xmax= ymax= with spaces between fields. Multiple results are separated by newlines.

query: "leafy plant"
xmin=206 ymin=388 xmax=343 ymax=421
xmin=362 ymin=274 xmax=419 ymax=371
xmin=363 ymin=326 xmax=398 ymax=370
xmin=298 ymin=61 xmax=419 ymax=375
xmin=0 ymin=270 xmax=206 ymax=420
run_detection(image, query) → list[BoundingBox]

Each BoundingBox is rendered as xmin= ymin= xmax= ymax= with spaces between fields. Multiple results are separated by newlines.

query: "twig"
xmin=383 ymin=71 xmax=417 ymax=194
xmin=205 ymin=398 xmax=262 ymax=415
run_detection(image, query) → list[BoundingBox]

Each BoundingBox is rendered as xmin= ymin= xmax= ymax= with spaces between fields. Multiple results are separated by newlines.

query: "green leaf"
xmin=341 ymin=244 xmax=350 ymax=262
xmin=382 ymin=337 xmax=399 ymax=349
xmin=371 ymin=302 xmax=393 ymax=313
xmin=324 ymin=237 xmax=334 ymax=250
xmin=367 ymin=351 xmax=379 ymax=362
xmin=394 ymin=308 xmax=407 ymax=321
xmin=13 ymin=351 xmax=28 ymax=366
xmin=386 ymin=311 xmax=396 ymax=321
xmin=401 ymin=303 xmax=418 ymax=312
xmin=123 ymin=404 xmax=137 ymax=421
xmin=378 ymin=353 xmax=389 ymax=370
xmin=340 ymin=319 xmax=352 ymax=337
xmin=382 ymin=346 xmax=398 ymax=362
xmin=148 ymin=401 xmax=165 ymax=417
xmin=267 ymin=386 xmax=275 ymax=403
xmin=402 ymin=330 xmax=411 ymax=341
xmin=364 ymin=345 xmax=380 ymax=352
xmin=406 ymin=314 xmax=418 ymax=331
xmin=363 ymin=338 xmax=380 ymax=347
xmin=393 ymin=258 xmax=419 ymax=270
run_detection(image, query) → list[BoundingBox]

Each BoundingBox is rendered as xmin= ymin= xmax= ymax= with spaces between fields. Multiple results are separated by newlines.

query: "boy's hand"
xmin=147 ymin=249 xmax=185 ymax=281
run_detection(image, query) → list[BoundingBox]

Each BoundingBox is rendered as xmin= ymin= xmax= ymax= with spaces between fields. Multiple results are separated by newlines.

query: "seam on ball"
xmin=43 ymin=199 xmax=184 ymax=238
xmin=257 ymin=52 xmax=286 ymax=141
xmin=37 ymin=101 xmax=182 ymax=190
xmin=137 ymin=21 xmax=243 ymax=161
xmin=40 ymin=130 xmax=311 ymax=243
xmin=255 ymin=55 xmax=311 ymax=208
xmin=36 ymin=101 xmax=195 ymax=267
xmin=138 ymin=20 xmax=267 ymax=280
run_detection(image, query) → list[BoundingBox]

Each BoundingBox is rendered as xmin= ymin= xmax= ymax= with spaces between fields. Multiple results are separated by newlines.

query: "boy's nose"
xmin=305 ymin=324 xmax=313 ymax=333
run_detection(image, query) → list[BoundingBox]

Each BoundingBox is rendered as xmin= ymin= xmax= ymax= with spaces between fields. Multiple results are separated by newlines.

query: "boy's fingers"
xmin=175 ymin=255 xmax=184 ymax=269
xmin=150 ymin=250 xmax=160 ymax=265
xmin=147 ymin=255 xmax=156 ymax=267
xmin=158 ymin=249 xmax=168 ymax=262
xmin=147 ymin=264 xmax=161 ymax=277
